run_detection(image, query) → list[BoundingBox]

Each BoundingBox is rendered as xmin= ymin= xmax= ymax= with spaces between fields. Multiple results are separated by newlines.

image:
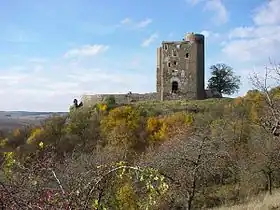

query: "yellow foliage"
xmin=146 ymin=112 xmax=193 ymax=143
xmin=147 ymin=117 xmax=163 ymax=133
xmin=100 ymin=106 xmax=141 ymax=148
xmin=115 ymin=181 xmax=139 ymax=210
xmin=26 ymin=128 xmax=44 ymax=145
xmin=3 ymin=151 xmax=16 ymax=176
xmin=244 ymin=90 xmax=266 ymax=123
xmin=147 ymin=117 xmax=166 ymax=142
xmin=38 ymin=141 xmax=44 ymax=149
xmin=97 ymin=103 xmax=108 ymax=112
xmin=164 ymin=111 xmax=193 ymax=126
xmin=269 ymin=86 xmax=280 ymax=99
xmin=0 ymin=138 xmax=8 ymax=147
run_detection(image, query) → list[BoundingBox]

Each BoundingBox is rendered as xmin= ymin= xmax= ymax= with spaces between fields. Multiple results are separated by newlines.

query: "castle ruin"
xmin=82 ymin=32 xmax=218 ymax=105
xmin=157 ymin=33 xmax=205 ymax=101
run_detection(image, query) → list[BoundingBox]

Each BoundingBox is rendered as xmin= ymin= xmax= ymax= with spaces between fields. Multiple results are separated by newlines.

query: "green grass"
xmin=133 ymin=98 xmax=233 ymax=116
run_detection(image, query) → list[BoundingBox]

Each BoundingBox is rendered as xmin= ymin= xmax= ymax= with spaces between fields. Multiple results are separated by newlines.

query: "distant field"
xmin=0 ymin=111 xmax=68 ymax=131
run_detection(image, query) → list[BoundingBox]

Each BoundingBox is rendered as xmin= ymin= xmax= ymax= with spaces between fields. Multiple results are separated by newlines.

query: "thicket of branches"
xmin=1 ymin=63 xmax=280 ymax=209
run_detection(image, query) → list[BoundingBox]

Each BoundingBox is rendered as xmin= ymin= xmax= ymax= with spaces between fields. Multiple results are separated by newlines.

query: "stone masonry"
xmin=81 ymin=32 xmax=220 ymax=106
xmin=157 ymin=32 xmax=205 ymax=101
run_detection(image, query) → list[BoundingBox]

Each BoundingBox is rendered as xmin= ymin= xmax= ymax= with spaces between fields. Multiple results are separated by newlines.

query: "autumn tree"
xmin=248 ymin=61 xmax=280 ymax=194
xmin=207 ymin=63 xmax=241 ymax=96
xmin=141 ymin=115 xmax=226 ymax=209
xmin=249 ymin=62 xmax=280 ymax=137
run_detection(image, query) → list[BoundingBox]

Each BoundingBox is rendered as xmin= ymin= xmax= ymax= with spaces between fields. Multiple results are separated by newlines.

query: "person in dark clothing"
xmin=73 ymin=99 xmax=83 ymax=108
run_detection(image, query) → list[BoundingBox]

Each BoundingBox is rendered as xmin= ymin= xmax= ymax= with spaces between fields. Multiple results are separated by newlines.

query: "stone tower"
xmin=156 ymin=33 xmax=205 ymax=101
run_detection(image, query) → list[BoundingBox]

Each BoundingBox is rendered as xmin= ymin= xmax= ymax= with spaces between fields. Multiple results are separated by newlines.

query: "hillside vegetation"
xmin=1 ymin=86 xmax=280 ymax=209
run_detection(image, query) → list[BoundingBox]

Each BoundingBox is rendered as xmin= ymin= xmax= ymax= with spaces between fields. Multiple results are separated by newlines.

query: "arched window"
xmin=172 ymin=81 xmax=178 ymax=93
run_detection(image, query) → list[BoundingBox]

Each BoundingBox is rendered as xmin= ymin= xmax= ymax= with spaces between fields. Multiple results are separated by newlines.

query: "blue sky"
xmin=0 ymin=0 xmax=280 ymax=111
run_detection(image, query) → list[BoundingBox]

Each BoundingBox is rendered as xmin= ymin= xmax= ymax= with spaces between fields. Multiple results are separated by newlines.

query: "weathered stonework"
xmin=82 ymin=92 xmax=158 ymax=106
xmin=157 ymin=33 xmax=205 ymax=101
xmin=81 ymin=32 xmax=219 ymax=106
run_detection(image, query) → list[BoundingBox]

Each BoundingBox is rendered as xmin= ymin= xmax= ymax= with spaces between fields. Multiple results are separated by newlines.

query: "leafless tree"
xmin=140 ymin=117 xmax=228 ymax=209
xmin=248 ymin=60 xmax=280 ymax=194
xmin=249 ymin=60 xmax=280 ymax=136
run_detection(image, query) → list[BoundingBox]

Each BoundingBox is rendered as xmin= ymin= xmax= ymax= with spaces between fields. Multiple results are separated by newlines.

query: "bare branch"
xmin=50 ymin=169 xmax=72 ymax=210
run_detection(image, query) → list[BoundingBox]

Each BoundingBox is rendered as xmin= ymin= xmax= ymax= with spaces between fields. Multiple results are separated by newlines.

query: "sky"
xmin=0 ymin=0 xmax=280 ymax=111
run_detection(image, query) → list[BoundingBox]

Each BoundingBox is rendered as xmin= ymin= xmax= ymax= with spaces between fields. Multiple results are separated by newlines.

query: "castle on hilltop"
xmin=82 ymin=33 xmax=220 ymax=105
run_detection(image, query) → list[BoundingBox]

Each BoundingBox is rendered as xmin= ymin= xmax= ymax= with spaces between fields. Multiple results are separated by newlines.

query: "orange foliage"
xmin=146 ymin=112 xmax=193 ymax=143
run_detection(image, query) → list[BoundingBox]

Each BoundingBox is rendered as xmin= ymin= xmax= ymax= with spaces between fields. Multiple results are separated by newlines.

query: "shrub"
xmin=100 ymin=105 xmax=145 ymax=151
xmin=146 ymin=111 xmax=193 ymax=143
xmin=103 ymin=95 xmax=116 ymax=106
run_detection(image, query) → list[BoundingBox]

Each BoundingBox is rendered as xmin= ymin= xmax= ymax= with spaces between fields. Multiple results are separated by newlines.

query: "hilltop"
xmin=0 ymin=92 xmax=280 ymax=209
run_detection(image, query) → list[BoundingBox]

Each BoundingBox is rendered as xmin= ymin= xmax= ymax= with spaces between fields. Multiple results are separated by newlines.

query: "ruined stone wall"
xmin=81 ymin=92 xmax=158 ymax=106
xmin=156 ymin=33 xmax=205 ymax=101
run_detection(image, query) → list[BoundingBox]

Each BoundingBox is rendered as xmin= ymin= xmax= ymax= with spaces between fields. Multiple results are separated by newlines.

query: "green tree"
xmin=103 ymin=95 xmax=116 ymax=106
xmin=207 ymin=63 xmax=241 ymax=96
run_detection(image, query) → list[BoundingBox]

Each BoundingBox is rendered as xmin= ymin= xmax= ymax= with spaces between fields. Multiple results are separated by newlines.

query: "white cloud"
xmin=136 ymin=18 xmax=153 ymax=28
xmin=79 ymin=18 xmax=152 ymax=35
xmin=204 ymin=0 xmax=228 ymax=25
xmin=0 ymin=66 xmax=154 ymax=111
xmin=141 ymin=33 xmax=159 ymax=47
xmin=204 ymin=1 xmax=280 ymax=97
xmin=228 ymin=26 xmax=280 ymax=39
xmin=120 ymin=18 xmax=132 ymax=25
xmin=200 ymin=30 xmax=221 ymax=40
xmin=186 ymin=0 xmax=202 ymax=5
xmin=200 ymin=30 xmax=211 ymax=38
xmin=253 ymin=0 xmax=280 ymax=26
xmin=64 ymin=44 xmax=109 ymax=58
xmin=187 ymin=0 xmax=228 ymax=25
xmin=0 ymin=48 xmax=156 ymax=111
xmin=221 ymin=1 xmax=280 ymax=64
xmin=28 ymin=58 xmax=48 ymax=63
xmin=119 ymin=18 xmax=153 ymax=29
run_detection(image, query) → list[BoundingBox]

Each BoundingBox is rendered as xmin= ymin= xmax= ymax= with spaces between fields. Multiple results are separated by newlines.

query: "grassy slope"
xmin=212 ymin=190 xmax=280 ymax=210
xmin=134 ymin=98 xmax=233 ymax=115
